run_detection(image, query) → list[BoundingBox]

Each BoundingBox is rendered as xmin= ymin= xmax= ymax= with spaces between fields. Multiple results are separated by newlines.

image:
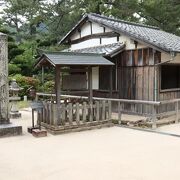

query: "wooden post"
xmin=48 ymin=103 xmax=51 ymax=124
xmin=88 ymin=66 xmax=93 ymax=121
xmin=43 ymin=104 xmax=46 ymax=124
xmin=42 ymin=102 xmax=45 ymax=123
xmin=42 ymin=66 xmax=44 ymax=91
xmin=102 ymin=100 xmax=106 ymax=120
xmin=52 ymin=103 xmax=57 ymax=126
xmin=76 ymin=103 xmax=80 ymax=124
xmin=62 ymin=103 xmax=66 ymax=125
xmin=88 ymin=66 xmax=93 ymax=104
xmin=109 ymin=66 xmax=113 ymax=98
xmin=118 ymin=102 xmax=122 ymax=124
xmin=175 ymin=101 xmax=179 ymax=124
xmin=152 ymin=105 xmax=157 ymax=129
xmin=55 ymin=66 xmax=61 ymax=125
xmin=68 ymin=103 xmax=73 ymax=125
xmin=95 ymin=101 xmax=100 ymax=121
xmin=32 ymin=109 xmax=35 ymax=128
xmin=82 ymin=102 xmax=87 ymax=123
xmin=108 ymin=100 xmax=112 ymax=120
xmin=49 ymin=104 xmax=53 ymax=125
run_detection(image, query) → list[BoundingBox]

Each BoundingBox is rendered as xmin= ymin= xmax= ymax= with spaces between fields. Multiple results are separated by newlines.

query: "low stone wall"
xmin=0 ymin=124 xmax=22 ymax=137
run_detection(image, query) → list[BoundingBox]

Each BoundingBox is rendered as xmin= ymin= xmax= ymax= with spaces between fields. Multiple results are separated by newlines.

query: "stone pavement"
xmin=0 ymin=109 xmax=180 ymax=180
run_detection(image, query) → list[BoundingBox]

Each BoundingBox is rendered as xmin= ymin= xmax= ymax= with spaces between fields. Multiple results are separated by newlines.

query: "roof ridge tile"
xmin=88 ymin=13 xmax=160 ymax=30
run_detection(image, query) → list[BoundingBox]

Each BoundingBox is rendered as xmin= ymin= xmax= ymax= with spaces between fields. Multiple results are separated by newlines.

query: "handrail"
xmin=36 ymin=92 xmax=180 ymax=129
xmin=36 ymin=92 xmax=161 ymax=105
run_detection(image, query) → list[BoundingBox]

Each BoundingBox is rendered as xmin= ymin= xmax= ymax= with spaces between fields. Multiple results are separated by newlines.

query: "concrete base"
xmin=9 ymin=112 xmax=21 ymax=119
xmin=0 ymin=123 xmax=22 ymax=137
xmin=41 ymin=121 xmax=114 ymax=135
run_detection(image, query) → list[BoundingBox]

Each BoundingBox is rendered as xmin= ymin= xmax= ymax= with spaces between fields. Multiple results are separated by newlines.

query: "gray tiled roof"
xmin=88 ymin=13 xmax=180 ymax=53
xmin=36 ymin=52 xmax=114 ymax=67
xmin=60 ymin=13 xmax=180 ymax=53
xmin=64 ymin=43 xmax=125 ymax=56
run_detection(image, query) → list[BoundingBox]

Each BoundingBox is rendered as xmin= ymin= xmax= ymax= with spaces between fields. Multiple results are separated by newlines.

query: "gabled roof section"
xmin=63 ymin=43 xmax=125 ymax=57
xmin=60 ymin=13 xmax=180 ymax=53
xmin=35 ymin=52 xmax=114 ymax=68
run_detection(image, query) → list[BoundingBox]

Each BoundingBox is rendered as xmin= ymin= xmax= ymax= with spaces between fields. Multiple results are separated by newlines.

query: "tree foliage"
xmin=0 ymin=0 xmax=179 ymax=77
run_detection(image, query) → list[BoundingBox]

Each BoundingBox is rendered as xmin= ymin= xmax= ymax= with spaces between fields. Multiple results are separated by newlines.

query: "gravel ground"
xmin=0 ymin=109 xmax=180 ymax=180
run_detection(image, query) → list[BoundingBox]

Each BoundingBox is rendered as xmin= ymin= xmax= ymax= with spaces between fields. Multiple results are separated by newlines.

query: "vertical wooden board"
xmin=143 ymin=48 xmax=149 ymax=66
xmin=68 ymin=103 xmax=73 ymax=125
xmin=159 ymin=93 xmax=164 ymax=114
xmin=126 ymin=51 xmax=131 ymax=66
xmin=135 ymin=67 xmax=139 ymax=112
xmin=147 ymin=66 xmax=151 ymax=114
xmin=124 ymin=67 xmax=127 ymax=99
xmin=127 ymin=68 xmax=131 ymax=99
xmin=166 ymin=92 xmax=170 ymax=112
xmin=134 ymin=49 xmax=138 ymax=66
xmin=149 ymin=48 xmax=154 ymax=65
xmin=148 ymin=67 xmax=154 ymax=101
xmin=118 ymin=67 xmax=122 ymax=98
xmin=154 ymin=51 xmax=161 ymax=64
xmin=136 ymin=67 xmax=143 ymax=113
xmin=138 ymin=49 xmax=143 ymax=66
xmin=143 ymin=67 xmax=148 ymax=114
xmin=126 ymin=67 xmax=129 ymax=99
xmin=156 ymin=66 xmax=160 ymax=101
xmin=130 ymin=67 xmax=134 ymax=111
xmin=132 ymin=67 xmax=136 ymax=113
xmin=132 ymin=50 xmax=135 ymax=66
xmin=95 ymin=101 xmax=100 ymax=121
xmin=171 ymin=92 xmax=175 ymax=111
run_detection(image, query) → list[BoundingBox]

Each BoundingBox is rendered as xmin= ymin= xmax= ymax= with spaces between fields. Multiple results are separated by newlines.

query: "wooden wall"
xmin=97 ymin=48 xmax=180 ymax=115
xmin=97 ymin=48 xmax=161 ymax=114
xmin=118 ymin=66 xmax=155 ymax=101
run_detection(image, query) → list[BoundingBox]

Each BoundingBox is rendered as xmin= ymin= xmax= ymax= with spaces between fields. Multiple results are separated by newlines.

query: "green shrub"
xmin=43 ymin=80 xmax=55 ymax=93
xmin=9 ymin=74 xmax=40 ymax=98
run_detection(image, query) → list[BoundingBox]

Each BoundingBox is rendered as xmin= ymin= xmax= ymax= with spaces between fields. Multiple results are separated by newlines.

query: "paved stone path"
xmin=0 ymin=109 xmax=180 ymax=180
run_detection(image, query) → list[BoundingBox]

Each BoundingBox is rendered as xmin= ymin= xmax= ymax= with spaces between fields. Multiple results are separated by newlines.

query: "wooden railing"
xmin=36 ymin=92 xmax=180 ymax=129
xmin=38 ymin=100 xmax=111 ymax=126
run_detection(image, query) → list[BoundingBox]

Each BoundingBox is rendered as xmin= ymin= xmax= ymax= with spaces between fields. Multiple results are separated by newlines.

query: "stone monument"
xmin=0 ymin=32 xmax=22 ymax=137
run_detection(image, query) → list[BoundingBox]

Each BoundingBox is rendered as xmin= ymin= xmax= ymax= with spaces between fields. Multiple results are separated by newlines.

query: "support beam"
xmin=41 ymin=66 xmax=44 ymax=84
xmin=42 ymin=66 xmax=45 ymax=92
xmin=175 ymin=101 xmax=179 ymax=124
xmin=88 ymin=66 xmax=93 ymax=104
xmin=109 ymin=66 xmax=113 ymax=97
xmin=55 ymin=66 xmax=61 ymax=125
xmin=88 ymin=66 xmax=93 ymax=121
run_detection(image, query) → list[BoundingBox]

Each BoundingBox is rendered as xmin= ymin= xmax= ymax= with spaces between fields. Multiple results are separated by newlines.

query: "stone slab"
xmin=32 ymin=129 xmax=47 ymax=138
xmin=27 ymin=126 xmax=40 ymax=134
xmin=43 ymin=122 xmax=114 ymax=135
xmin=0 ymin=124 xmax=22 ymax=137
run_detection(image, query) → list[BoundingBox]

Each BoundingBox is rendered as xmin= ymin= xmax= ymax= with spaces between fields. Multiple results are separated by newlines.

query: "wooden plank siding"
xmin=97 ymin=48 xmax=162 ymax=114
xmin=97 ymin=48 xmax=180 ymax=115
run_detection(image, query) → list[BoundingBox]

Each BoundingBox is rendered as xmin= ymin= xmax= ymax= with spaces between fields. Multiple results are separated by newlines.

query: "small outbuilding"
xmin=35 ymin=52 xmax=114 ymax=134
xmin=58 ymin=13 xmax=180 ymax=114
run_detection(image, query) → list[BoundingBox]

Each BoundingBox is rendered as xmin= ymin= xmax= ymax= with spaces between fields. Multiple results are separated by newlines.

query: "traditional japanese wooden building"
xmin=57 ymin=13 xmax=180 ymax=114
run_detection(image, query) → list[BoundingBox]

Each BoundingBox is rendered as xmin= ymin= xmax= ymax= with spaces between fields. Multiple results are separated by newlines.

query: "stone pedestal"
xmin=0 ymin=33 xmax=22 ymax=137
xmin=9 ymin=112 xmax=21 ymax=119
xmin=0 ymin=123 xmax=22 ymax=137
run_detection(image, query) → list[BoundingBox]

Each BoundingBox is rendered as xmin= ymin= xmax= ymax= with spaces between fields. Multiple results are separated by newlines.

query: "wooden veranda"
xmin=35 ymin=52 xmax=114 ymax=134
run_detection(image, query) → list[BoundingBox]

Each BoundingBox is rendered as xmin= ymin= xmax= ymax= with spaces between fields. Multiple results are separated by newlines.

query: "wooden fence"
xmin=36 ymin=92 xmax=180 ymax=129
xmin=36 ymin=98 xmax=112 ymax=134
